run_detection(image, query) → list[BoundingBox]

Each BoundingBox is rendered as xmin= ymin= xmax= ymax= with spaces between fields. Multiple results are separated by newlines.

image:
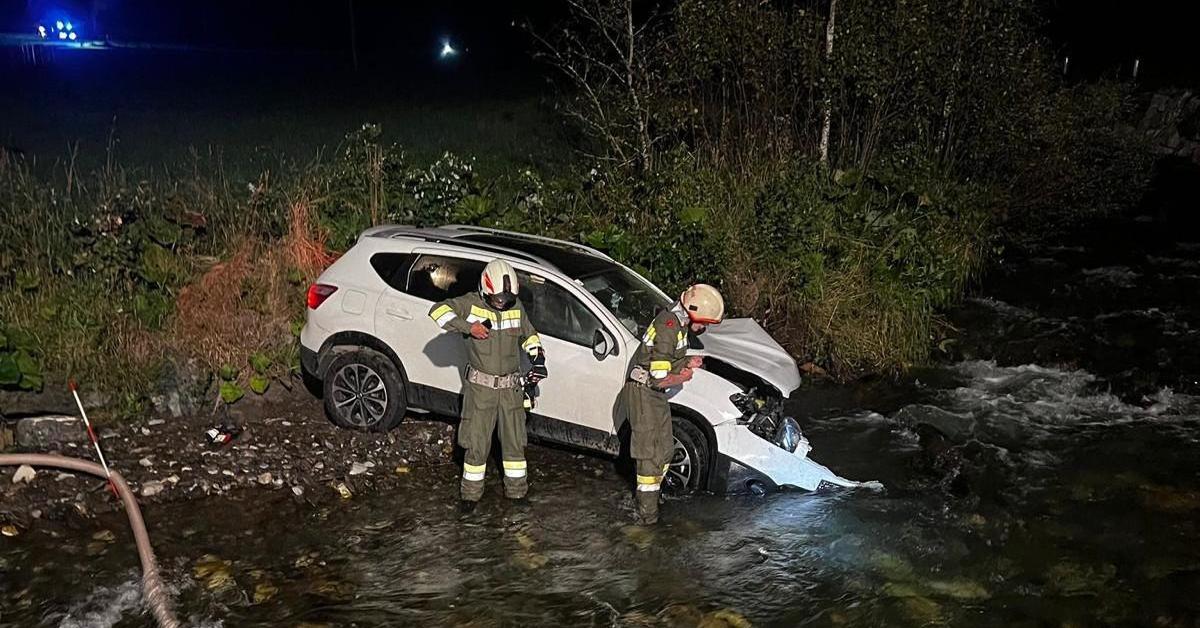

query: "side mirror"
xmin=592 ymin=328 xmax=617 ymax=360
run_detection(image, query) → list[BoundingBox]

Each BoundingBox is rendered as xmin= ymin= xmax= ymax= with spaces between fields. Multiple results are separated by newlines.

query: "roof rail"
xmin=360 ymin=225 xmax=553 ymax=268
xmin=440 ymin=224 xmax=613 ymax=261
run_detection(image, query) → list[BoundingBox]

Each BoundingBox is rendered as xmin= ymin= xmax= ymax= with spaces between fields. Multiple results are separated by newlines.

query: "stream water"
xmin=3 ymin=218 xmax=1200 ymax=627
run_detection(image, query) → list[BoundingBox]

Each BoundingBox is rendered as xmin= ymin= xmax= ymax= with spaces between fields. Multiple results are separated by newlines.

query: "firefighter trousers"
xmin=458 ymin=381 xmax=528 ymax=501
xmin=624 ymin=382 xmax=673 ymax=523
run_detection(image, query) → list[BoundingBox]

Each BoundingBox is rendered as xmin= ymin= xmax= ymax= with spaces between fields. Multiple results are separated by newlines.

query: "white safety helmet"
xmin=680 ymin=283 xmax=725 ymax=325
xmin=480 ymin=259 xmax=520 ymax=310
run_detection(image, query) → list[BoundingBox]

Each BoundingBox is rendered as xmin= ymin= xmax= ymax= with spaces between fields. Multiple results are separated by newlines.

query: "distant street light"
xmin=440 ymin=40 xmax=457 ymax=59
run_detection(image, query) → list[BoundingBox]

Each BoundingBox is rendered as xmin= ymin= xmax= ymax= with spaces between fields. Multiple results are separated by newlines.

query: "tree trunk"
xmin=624 ymin=0 xmax=652 ymax=173
xmin=819 ymin=0 xmax=838 ymax=167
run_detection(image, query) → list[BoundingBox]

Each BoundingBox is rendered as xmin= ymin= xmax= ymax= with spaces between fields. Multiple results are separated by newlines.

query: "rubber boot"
xmin=636 ymin=490 xmax=659 ymax=525
xmin=504 ymin=476 xmax=528 ymax=500
xmin=461 ymin=477 xmax=485 ymax=503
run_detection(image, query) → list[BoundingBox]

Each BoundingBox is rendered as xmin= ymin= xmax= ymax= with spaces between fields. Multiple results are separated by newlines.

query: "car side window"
xmin=406 ymin=255 xmax=485 ymax=302
xmin=369 ymin=253 xmax=416 ymax=292
xmin=517 ymin=271 xmax=604 ymax=347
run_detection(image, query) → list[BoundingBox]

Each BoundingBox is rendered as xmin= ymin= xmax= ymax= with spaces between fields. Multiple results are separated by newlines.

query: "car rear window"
xmin=406 ymin=255 xmax=485 ymax=302
xmin=370 ymin=253 xmax=417 ymax=292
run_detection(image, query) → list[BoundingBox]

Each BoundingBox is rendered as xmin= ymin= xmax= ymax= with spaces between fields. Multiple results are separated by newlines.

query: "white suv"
xmin=300 ymin=225 xmax=860 ymax=493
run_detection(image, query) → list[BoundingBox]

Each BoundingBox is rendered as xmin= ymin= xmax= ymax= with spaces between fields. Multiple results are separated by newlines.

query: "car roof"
xmin=359 ymin=225 xmax=618 ymax=280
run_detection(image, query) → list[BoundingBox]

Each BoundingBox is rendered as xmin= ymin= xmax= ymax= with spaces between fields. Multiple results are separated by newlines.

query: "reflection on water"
xmin=4 ymin=226 xmax=1200 ymax=627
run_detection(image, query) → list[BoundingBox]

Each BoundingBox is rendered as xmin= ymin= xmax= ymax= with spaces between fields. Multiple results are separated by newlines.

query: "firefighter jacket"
xmin=428 ymin=293 xmax=542 ymax=376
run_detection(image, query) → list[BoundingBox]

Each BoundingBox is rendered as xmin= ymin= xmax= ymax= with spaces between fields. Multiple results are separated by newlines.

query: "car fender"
xmin=665 ymin=368 xmax=744 ymax=428
xmin=311 ymin=329 xmax=408 ymax=384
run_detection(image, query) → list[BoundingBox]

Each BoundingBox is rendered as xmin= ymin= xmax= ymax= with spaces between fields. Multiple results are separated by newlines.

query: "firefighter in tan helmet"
xmin=624 ymin=283 xmax=724 ymax=524
xmin=428 ymin=259 xmax=547 ymax=510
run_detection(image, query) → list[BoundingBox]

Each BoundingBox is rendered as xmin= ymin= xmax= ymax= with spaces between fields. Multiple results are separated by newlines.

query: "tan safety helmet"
xmin=680 ymin=283 xmax=725 ymax=325
xmin=480 ymin=259 xmax=520 ymax=310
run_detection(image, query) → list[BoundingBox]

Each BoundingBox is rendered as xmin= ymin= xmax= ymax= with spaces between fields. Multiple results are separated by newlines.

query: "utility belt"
xmin=466 ymin=365 xmax=522 ymax=390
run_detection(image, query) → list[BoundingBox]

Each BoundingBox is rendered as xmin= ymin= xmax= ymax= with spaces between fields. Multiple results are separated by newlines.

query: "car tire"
xmin=664 ymin=416 xmax=710 ymax=495
xmin=322 ymin=348 xmax=407 ymax=432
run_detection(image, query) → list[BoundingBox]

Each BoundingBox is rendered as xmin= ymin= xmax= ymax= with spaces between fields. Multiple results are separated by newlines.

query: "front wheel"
xmin=663 ymin=416 xmax=710 ymax=495
xmin=322 ymin=348 xmax=407 ymax=432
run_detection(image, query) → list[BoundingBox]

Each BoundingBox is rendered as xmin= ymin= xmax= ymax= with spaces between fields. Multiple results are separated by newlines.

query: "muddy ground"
xmin=0 ymin=382 xmax=475 ymax=530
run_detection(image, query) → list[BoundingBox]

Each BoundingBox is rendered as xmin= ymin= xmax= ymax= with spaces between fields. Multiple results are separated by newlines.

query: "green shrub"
xmin=0 ymin=325 xmax=43 ymax=391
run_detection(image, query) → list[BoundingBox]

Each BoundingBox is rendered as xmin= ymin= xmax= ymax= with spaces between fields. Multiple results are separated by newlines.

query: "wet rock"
xmin=349 ymin=462 xmax=369 ymax=476
xmin=151 ymin=357 xmax=210 ymax=418
xmin=894 ymin=405 xmax=976 ymax=444
xmin=871 ymin=552 xmax=916 ymax=580
xmin=1138 ymin=483 xmax=1200 ymax=513
xmin=11 ymin=464 xmax=35 ymax=484
xmin=657 ymin=603 xmax=704 ymax=626
xmin=292 ymin=486 xmax=304 ymax=497
xmin=15 ymin=415 xmax=86 ymax=448
xmin=138 ymin=457 xmax=153 ymax=467
xmin=621 ymin=525 xmax=654 ymax=549
xmin=92 ymin=530 xmax=116 ymax=543
xmin=1 ymin=524 xmax=18 ymax=537
xmin=882 ymin=582 xmax=924 ymax=598
xmin=309 ymin=577 xmax=355 ymax=601
xmin=927 ymin=578 xmax=990 ymax=600
xmin=1045 ymin=561 xmax=1117 ymax=596
xmin=141 ymin=481 xmax=165 ymax=497
xmin=193 ymin=554 xmax=235 ymax=591
xmin=897 ymin=596 xmax=943 ymax=625
xmin=257 ymin=472 xmax=274 ymax=486
xmin=334 ymin=483 xmax=353 ymax=499
xmin=253 ymin=582 xmax=279 ymax=604
xmin=512 ymin=551 xmax=548 ymax=570
xmin=698 ymin=609 xmax=752 ymax=628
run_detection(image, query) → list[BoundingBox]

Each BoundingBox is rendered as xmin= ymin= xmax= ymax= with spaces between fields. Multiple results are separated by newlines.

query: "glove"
xmin=528 ymin=364 xmax=548 ymax=383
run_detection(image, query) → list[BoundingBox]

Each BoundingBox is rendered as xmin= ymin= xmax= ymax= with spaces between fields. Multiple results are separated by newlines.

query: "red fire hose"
xmin=0 ymin=454 xmax=180 ymax=628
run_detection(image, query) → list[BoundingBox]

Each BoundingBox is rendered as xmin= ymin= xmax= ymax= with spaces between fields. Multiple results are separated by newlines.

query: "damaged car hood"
xmin=693 ymin=318 xmax=802 ymax=397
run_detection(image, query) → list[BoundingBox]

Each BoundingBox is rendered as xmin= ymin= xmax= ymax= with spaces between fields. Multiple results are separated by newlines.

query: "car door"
xmin=372 ymin=251 xmax=486 ymax=394
xmin=512 ymin=267 xmax=629 ymax=435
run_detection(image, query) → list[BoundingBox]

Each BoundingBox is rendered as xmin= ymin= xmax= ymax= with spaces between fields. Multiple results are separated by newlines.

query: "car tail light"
xmin=307 ymin=283 xmax=338 ymax=309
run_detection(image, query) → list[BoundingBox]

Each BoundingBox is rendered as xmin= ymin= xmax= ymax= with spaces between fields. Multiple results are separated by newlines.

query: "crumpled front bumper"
xmin=712 ymin=422 xmax=870 ymax=493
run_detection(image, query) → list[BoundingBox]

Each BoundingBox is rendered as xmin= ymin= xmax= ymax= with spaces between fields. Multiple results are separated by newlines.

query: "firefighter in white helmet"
xmin=428 ymin=259 xmax=546 ymax=509
xmin=624 ymin=283 xmax=724 ymax=524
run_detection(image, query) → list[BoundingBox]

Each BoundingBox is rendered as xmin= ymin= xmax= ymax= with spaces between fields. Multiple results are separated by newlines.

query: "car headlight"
xmin=773 ymin=416 xmax=803 ymax=453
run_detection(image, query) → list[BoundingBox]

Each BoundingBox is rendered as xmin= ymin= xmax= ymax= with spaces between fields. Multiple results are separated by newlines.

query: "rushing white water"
xmin=47 ymin=578 xmax=142 ymax=628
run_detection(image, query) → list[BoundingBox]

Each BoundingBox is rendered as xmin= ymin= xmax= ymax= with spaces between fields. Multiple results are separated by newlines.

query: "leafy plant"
xmin=248 ymin=352 xmax=272 ymax=395
xmin=219 ymin=380 xmax=244 ymax=404
xmin=0 ymin=326 xmax=43 ymax=391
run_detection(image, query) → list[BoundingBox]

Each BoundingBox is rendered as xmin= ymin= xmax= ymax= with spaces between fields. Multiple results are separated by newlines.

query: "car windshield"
xmin=577 ymin=266 xmax=671 ymax=336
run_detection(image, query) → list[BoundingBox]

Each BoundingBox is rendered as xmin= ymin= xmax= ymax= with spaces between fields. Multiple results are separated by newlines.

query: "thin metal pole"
xmin=69 ymin=379 xmax=117 ymax=496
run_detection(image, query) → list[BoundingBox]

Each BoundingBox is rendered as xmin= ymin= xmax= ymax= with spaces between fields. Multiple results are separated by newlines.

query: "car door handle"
xmin=386 ymin=307 xmax=413 ymax=320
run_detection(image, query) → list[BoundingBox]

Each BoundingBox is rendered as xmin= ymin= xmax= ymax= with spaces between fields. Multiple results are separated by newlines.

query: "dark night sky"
xmin=1 ymin=1 xmax=1197 ymax=86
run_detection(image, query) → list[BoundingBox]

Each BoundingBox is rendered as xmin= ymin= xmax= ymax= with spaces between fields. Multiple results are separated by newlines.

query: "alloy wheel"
xmin=330 ymin=363 xmax=389 ymax=428
xmin=663 ymin=435 xmax=693 ymax=492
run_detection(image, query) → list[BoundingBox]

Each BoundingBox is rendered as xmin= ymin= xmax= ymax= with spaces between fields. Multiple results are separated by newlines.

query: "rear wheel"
xmin=663 ymin=416 xmax=710 ymax=495
xmin=322 ymin=349 xmax=407 ymax=432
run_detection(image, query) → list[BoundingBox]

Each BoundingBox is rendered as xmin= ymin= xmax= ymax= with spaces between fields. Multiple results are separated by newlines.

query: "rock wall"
xmin=1140 ymin=90 xmax=1200 ymax=163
